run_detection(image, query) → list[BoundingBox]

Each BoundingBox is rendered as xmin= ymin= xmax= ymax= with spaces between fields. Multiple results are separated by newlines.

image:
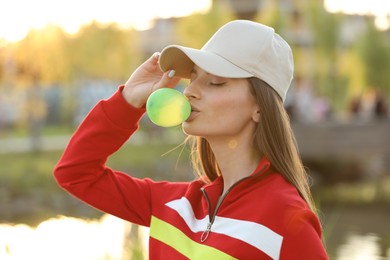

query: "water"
xmin=322 ymin=205 xmax=390 ymax=259
xmin=336 ymin=233 xmax=388 ymax=260
xmin=0 ymin=214 xmax=149 ymax=260
xmin=0 ymin=205 xmax=389 ymax=259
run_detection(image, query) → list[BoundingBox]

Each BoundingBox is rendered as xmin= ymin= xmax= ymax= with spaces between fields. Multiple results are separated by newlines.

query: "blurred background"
xmin=0 ymin=0 xmax=390 ymax=259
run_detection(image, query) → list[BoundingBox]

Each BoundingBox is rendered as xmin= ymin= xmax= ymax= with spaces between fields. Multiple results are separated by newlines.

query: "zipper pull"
xmin=200 ymin=222 xmax=212 ymax=242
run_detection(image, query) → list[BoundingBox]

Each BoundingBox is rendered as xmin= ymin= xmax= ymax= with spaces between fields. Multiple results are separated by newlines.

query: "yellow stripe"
xmin=150 ymin=216 xmax=237 ymax=260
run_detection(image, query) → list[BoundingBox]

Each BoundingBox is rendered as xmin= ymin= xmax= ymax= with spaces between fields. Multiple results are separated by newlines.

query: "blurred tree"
xmin=259 ymin=1 xmax=284 ymax=33
xmin=11 ymin=26 xmax=68 ymax=150
xmin=175 ymin=0 xmax=234 ymax=48
xmin=69 ymin=22 xmax=142 ymax=82
xmin=307 ymin=3 xmax=340 ymax=57
xmin=7 ymin=22 xmax=142 ymax=86
xmin=228 ymin=0 xmax=261 ymax=21
xmin=306 ymin=1 xmax=347 ymax=111
xmin=2 ymin=22 xmax=143 ymax=134
xmin=21 ymin=83 xmax=47 ymax=152
xmin=356 ymin=20 xmax=390 ymax=94
xmin=13 ymin=25 xmax=70 ymax=87
xmin=0 ymin=47 xmax=5 ymax=83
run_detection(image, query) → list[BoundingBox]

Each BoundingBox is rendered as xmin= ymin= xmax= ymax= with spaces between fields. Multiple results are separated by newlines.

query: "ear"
xmin=252 ymin=108 xmax=260 ymax=123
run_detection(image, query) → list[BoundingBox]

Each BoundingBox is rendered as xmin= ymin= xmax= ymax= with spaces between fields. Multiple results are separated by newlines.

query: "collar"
xmin=200 ymin=156 xmax=273 ymax=222
xmin=251 ymin=156 xmax=271 ymax=177
xmin=203 ymin=156 xmax=272 ymax=192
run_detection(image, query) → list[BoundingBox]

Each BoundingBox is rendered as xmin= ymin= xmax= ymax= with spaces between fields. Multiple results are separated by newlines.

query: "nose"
xmin=183 ymin=81 xmax=200 ymax=100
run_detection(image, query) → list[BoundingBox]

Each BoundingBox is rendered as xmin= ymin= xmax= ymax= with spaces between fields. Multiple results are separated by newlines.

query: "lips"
xmin=186 ymin=104 xmax=200 ymax=122
xmin=191 ymin=105 xmax=200 ymax=113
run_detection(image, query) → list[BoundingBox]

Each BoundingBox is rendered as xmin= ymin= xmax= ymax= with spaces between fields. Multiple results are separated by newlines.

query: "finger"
xmin=161 ymin=70 xmax=181 ymax=89
xmin=151 ymin=52 xmax=160 ymax=65
xmin=142 ymin=52 xmax=160 ymax=69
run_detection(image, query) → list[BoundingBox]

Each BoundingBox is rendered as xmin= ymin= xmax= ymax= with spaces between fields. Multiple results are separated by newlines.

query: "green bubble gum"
xmin=146 ymin=88 xmax=191 ymax=127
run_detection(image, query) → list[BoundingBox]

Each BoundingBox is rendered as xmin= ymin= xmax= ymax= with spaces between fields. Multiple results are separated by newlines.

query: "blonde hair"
xmin=188 ymin=77 xmax=318 ymax=215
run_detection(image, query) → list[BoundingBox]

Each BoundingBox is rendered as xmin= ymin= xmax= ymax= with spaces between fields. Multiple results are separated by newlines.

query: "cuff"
xmin=101 ymin=85 xmax=146 ymax=130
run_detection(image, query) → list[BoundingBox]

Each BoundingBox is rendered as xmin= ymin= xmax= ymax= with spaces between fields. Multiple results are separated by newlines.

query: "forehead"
xmin=191 ymin=65 xmax=251 ymax=85
xmin=191 ymin=65 xmax=226 ymax=79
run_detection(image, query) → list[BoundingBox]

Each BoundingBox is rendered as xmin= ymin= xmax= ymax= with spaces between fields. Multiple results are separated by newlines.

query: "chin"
xmin=181 ymin=122 xmax=203 ymax=137
xmin=181 ymin=122 xmax=193 ymax=135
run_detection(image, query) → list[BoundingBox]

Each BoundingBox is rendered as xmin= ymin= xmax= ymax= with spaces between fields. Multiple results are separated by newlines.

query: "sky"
xmin=0 ymin=0 xmax=389 ymax=43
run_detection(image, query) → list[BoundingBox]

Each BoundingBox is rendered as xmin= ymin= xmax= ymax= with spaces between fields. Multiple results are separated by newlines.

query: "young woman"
xmin=54 ymin=20 xmax=328 ymax=259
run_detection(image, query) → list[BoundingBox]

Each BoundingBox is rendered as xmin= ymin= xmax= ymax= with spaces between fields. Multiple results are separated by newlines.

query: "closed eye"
xmin=210 ymin=82 xmax=226 ymax=86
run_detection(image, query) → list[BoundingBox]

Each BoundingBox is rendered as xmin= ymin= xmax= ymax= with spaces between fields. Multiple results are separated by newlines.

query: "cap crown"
xmin=202 ymin=20 xmax=294 ymax=101
xmin=159 ymin=20 xmax=294 ymax=101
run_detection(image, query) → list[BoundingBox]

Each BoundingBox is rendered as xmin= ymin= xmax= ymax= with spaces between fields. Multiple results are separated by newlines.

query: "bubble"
xmin=146 ymin=88 xmax=191 ymax=127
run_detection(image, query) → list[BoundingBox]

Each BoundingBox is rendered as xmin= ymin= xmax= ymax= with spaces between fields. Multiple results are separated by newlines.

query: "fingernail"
xmin=168 ymin=70 xmax=176 ymax=78
xmin=154 ymin=52 xmax=160 ymax=59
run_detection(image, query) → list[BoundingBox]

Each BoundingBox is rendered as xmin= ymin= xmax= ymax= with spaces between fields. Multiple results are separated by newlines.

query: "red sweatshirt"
xmin=54 ymin=86 xmax=328 ymax=259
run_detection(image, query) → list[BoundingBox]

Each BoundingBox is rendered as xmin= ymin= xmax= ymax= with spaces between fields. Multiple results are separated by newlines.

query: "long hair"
xmin=188 ymin=77 xmax=318 ymax=215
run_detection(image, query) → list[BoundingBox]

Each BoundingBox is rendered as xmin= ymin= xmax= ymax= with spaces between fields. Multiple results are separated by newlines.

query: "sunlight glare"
xmin=324 ymin=0 xmax=390 ymax=30
xmin=336 ymin=233 xmax=383 ymax=260
xmin=0 ymin=214 xmax=149 ymax=260
xmin=0 ymin=0 xmax=211 ymax=42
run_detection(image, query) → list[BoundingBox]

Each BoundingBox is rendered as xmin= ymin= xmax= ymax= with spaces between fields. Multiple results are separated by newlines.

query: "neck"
xmin=206 ymin=135 xmax=260 ymax=194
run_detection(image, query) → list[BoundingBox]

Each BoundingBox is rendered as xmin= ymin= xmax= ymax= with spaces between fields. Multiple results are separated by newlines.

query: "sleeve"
xmin=280 ymin=209 xmax=329 ymax=259
xmin=53 ymin=85 xmax=157 ymax=226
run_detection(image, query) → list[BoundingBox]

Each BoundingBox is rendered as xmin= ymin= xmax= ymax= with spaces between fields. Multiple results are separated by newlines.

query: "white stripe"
xmin=166 ymin=197 xmax=283 ymax=260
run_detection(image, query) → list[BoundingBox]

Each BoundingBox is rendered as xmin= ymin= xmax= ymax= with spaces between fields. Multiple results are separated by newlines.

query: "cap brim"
xmin=159 ymin=45 xmax=253 ymax=79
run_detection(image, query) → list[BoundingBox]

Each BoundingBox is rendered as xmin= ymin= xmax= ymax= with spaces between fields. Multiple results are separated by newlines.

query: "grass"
xmin=317 ymin=177 xmax=390 ymax=205
xmin=0 ymin=139 xmax=192 ymax=225
xmin=0 ymin=125 xmax=76 ymax=138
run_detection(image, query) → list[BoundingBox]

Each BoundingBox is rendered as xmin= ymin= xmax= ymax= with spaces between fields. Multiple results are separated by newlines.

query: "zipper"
xmin=199 ymin=164 xmax=268 ymax=242
xmin=200 ymin=188 xmax=229 ymax=242
xmin=200 ymin=221 xmax=212 ymax=242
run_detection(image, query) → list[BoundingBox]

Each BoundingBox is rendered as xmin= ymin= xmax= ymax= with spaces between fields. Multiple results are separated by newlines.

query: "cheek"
xmin=208 ymin=97 xmax=251 ymax=125
xmin=208 ymin=98 xmax=233 ymax=118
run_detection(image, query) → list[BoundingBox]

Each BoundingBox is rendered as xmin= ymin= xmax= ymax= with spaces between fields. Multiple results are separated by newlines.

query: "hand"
xmin=122 ymin=52 xmax=181 ymax=108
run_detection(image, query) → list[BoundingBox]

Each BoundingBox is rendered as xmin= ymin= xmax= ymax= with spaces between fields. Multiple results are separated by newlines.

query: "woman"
xmin=54 ymin=20 xmax=328 ymax=259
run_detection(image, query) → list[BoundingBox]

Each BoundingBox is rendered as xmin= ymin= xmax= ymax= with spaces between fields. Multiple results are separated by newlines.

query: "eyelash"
xmin=210 ymin=82 xmax=226 ymax=86
xmin=189 ymin=73 xmax=226 ymax=86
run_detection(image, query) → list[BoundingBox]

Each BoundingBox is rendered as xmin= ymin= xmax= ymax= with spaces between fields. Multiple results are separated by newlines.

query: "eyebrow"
xmin=191 ymin=67 xmax=202 ymax=75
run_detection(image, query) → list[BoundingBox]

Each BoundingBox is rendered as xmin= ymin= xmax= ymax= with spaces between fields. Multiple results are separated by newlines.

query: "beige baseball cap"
xmin=159 ymin=20 xmax=294 ymax=101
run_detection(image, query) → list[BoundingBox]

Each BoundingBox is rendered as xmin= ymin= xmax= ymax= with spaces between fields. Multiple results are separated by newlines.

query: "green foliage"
xmin=303 ymin=1 xmax=351 ymax=110
xmin=175 ymin=2 xmax=234 ymax=48
xmin=0 ymin=139 xmax=191 ymax=224
xmin=257 ymin=0 xmax=285 ymax=32
xmin=0 ymin=151 xmax=61 ymax=191
xmin=306 ymin=2 xmax=341 ymax=56
xmin=69 ymin=22 xmax=142 ymax=81
xmin=3 ymin=22 xmax=142 ymax=88
xmin=12 ymin=25 xmax=71 ymax=86
xmin=356 ymin=21 xmax=390 ymax=93
xmin=0 ymin=150 xmax=65 ymax=224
